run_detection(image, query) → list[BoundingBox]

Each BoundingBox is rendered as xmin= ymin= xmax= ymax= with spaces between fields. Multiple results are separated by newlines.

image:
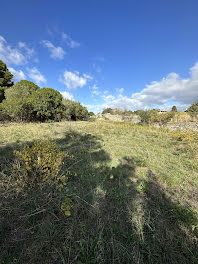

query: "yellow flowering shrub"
xmin=170 ymin=130 xmax=198 ymax=142
xmin=14 ymin=140 xmax=65 ymax=189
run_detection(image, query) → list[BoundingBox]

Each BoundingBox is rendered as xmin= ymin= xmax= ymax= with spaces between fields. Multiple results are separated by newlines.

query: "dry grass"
xmin=0 ymin=120 xmax=198 ymax=263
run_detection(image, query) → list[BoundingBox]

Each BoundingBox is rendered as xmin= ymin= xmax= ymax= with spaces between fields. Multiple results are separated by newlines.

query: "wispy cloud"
xmin=27 ymin=67 xmax=46 ymax=85
xmin=41 ymin=40 xmax=65 ymax=60
xmin=62 ymin=32 xmax=80 ymax=48
xmin=60 ymin=70 xmax=92 ymax=90
xmin=90 ymin=84 xmax=100 ymax=96
xmin=60 ymin=91 xmax=74 ymax=100
xmin=0 ymin=36 xmax=34 ymax=65
xmin=9 ymin=67 xmax=26 ymax=81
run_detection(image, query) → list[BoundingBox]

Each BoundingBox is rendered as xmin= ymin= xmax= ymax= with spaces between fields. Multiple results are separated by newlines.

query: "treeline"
xmin=0 ymin=60 xmax=88 ymax=122
xmin=102 ymin=103 xmax=198 ymax=124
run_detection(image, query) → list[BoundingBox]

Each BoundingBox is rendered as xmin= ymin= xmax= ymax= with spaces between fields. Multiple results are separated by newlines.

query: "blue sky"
xmin=1 ymin=0 xmax=198 ymax=112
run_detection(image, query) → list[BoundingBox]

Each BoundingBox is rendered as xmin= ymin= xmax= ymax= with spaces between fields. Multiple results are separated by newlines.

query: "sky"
xmin=1 ymin=0 xmax=198 ymax=113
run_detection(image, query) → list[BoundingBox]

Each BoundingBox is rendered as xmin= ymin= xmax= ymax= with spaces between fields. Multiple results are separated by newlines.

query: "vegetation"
xmin=62 ymin=99 xmax=88 ymax=120
xmin=30 ymin=88 xmax=63 ymax=121
xmin=102 ymin=107 xmax=113 ymax=114
xmin=186 ymin=102 xmax=198 ymax=116
xmin=0 ymin=120 xmax=198 ymax=263
xmin=1 ymin=80 xmax=39 ymax=121
xmin=0 ymin=60 xmax=88 ymax=122
xmin=0 ymin=60 xmax=14 ymax=103
xmin=171 ymin=105 xmax=178 ymax=112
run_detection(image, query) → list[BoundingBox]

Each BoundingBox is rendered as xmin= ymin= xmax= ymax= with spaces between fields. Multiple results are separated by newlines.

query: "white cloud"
xmin=60 ymin=91 xmax=74 ymax=100
xmin=41 ymin=40 xmax=65 ymax=60
xmin=18 ymin=42 xmax=34 ymax=57
xmin=131 ymin=62 xmax=198 ymax=106
xmin=0 ymin=36 xmax=34 ymax=65
xmin=116 ymin=88 xmax=124 ymax=94
xmin=86 ymin=62 xmax=198 ymax=113
xmin=60 ymin=70 xmax=92 ymax=90
xmin=90 ymin=84 xmax=100 ymax=96
xmin=27 ymin=67 xmax=46 ymax=85
xmin=9 ymin=67 xmax=26 ymax=81
xmin=62 ymin=32 xmax=80 ymax=48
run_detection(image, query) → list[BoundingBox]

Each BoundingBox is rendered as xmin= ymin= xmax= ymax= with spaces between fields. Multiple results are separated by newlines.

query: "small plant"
xmin=137 ymin=181 xmax=148 ymax=193
xmin=61 ymin=197 xmax=73 ymax=216
xmin=14 ymin=140 xmax=65 ymax=189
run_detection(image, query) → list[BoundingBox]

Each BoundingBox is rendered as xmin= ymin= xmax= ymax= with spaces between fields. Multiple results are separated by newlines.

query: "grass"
xmin=0 ymin=120 xmax=198 ymax=263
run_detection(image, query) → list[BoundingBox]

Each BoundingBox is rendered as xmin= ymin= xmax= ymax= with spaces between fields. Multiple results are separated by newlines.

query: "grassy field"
xmin=0 ymin=120 xmax=198 ymax=264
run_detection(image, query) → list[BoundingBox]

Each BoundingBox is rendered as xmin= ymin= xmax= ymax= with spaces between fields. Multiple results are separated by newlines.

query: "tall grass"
xmin=0 ymin=120 xmax=198 ymax=263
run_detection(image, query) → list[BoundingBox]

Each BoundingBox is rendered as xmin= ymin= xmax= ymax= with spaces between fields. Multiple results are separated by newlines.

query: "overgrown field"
xmin=0 ymin=120 xmax=198 ymax=264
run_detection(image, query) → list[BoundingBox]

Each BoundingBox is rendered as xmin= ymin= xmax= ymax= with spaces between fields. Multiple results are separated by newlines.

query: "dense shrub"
xmin=0 ymin=103 xmax=11 ymax=121
xmin=134 ymin=109 xmax=175 ymax=124
xmin=186 ymin=102 xmax=198 ymax=116
xmin=102 ymin=108 xmax=113 ymax=114
xmin=0 ymin=60 xmax=14 ymax=103
xmin=88 ymin=111 xmax=95 ymax=116
xmin=134 ymin=110 xmax=151 ymax=124
xmin=1 ymin=80 xmax=39 ymax=121
xmin=30 ymin=88 xmax=64 ymax=121
xmin=171 ymin=105 xmax=178 ymax=112
xmin=14 ymin=140 xmax=65 ymax=190
xmin=62 ymin=99 xmax=88 ymax=120
xmin=0 ymin=60 xmax=14 ymax=88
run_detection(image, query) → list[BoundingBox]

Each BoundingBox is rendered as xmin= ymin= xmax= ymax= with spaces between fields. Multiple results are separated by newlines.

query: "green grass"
xmin=0 ymin=120 xmax=198 ymax=263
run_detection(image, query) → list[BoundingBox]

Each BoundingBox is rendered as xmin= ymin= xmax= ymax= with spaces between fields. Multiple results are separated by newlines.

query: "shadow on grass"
xmin=0 ymin=130 xmax=197 ymax=264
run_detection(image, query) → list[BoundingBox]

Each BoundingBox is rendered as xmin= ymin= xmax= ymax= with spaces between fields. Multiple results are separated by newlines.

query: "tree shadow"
xmin=141 ymin=170 xmax=198 ymax=264
xmin=0 ymin=130 xmax=197 ymax=264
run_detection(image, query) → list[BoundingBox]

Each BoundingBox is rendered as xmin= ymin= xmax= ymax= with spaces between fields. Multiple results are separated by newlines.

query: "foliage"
xmin=0 ymin=60 xmax=14 ymax=88
xmin=102 ymin=107 xmax=113 ymax=114
xmin=1 ymin=80 xmax=39 ymax=121
xmin=134 ymin=109 xmax=175 ymax=124
xmin=62 ymin=99 xmax=88 ymax=120
xmin=14 ymin=140 xmax=64 ymax=190
xmin=61 ymin=197 xmax=74 ymax=216
xmin=170 ymin=130 xmax=198 ymax=142
xmin=88 ymin=111 xmax=95 ymax=116
xmin=186 ymin=102 xmax=198 ymax=116
xmin=0 ymin=87 xmax=6 ymax=103
xmin=171 ymin=105 xmax=178 ymax=112
xmin=30 ymin=88 xmax=63 ymax=121
xmin=0 ymin=103 xmax=11 ymax=121
xmin=0 ymin=60 xmax=14 ymax=103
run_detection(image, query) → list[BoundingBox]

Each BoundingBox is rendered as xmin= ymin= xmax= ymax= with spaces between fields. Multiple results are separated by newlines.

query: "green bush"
xmin=0 ymin=103 xmax=11 ymax=121
xmin=102 ymin=108 xmax=113 ymax=114
xmin=171 ymin=105 xmax=178 ymax=112
xmin=62 ymin=99 xmax=88 ymax=120
xmin=1 ymin=80 xmax=39 ymax=121
xmin=30 ymin=88 xmax=64 ymax=121
xmin=134 ymin=109 xmax=175 ymax=124
xmin=186 ymin=102 xmax=198 ymax=116
xmin=14 ymin=140 xmax=65 ymax=190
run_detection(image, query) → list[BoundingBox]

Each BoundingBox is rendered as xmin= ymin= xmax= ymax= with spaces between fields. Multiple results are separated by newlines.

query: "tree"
xmin=171 ymin=105 xmax=178 ymax=112
xmin=0 ymin=60 xmax=14 ymax=103
xmin=1 ymin=80 xmax=39 ymax=121
xmin=186 ymin=102 xmax=198 ymax=114
xmin=88 ymin=112 xmax=95 ymax=116
xmin=102 ymin=108 xmax=113 ymax=114
xmin=62 ymin=99 xmax=88 ymax=120
xmin=31 ymin=88 xmax=63 ymax=121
